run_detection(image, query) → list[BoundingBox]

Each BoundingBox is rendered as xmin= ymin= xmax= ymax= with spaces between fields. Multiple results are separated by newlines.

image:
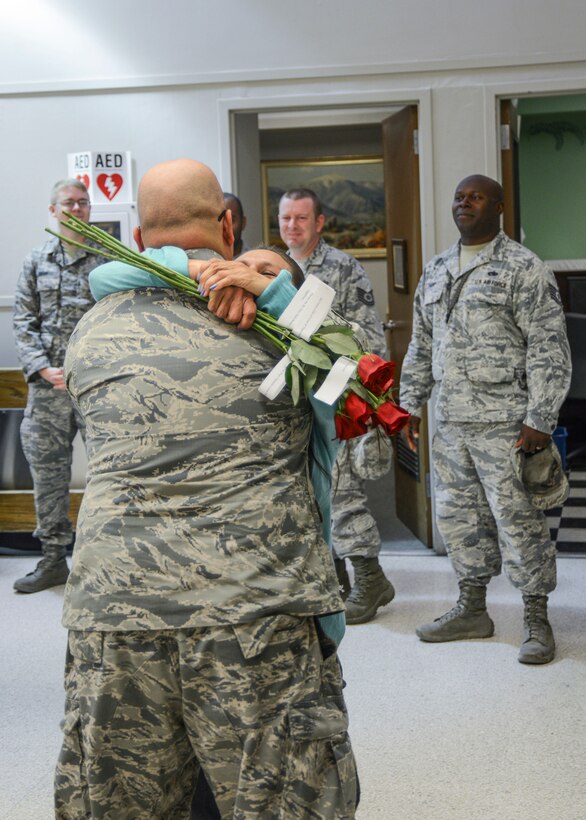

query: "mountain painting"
xmin=261 ymin=158 xmax=386 ymax=258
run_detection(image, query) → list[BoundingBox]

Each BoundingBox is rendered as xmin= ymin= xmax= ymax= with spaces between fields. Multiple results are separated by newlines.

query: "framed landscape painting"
xmin=261 ymin=157 xmax=386 ymax=259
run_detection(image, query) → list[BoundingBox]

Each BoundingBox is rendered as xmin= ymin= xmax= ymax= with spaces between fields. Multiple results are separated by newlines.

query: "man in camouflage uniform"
xmin=223 ymin=191 xmax=250 ymax=257
xmin=400 ymin=175 xmax=571 ymax=665
xmin=54 ymin=159 xmax=357 ymax=819
xmin=278 ymin=188 xmax=395 ymax=625
xmin=12 ymin=179 xmax=107 ymax=594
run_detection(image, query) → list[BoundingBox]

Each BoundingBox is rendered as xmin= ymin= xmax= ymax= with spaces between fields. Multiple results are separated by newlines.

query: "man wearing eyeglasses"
xmin=12 ymin=178 xmax=107 ymax=594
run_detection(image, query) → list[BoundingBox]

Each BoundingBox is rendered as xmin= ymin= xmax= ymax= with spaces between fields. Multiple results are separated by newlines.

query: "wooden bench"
xmin=0 ymin=369 xmax=82 ymax=532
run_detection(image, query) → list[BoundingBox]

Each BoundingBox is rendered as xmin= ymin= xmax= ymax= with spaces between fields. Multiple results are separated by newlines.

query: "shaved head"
xmin=457 ymin=174 xmax=504 ymax=203
xmin=136 ymin=159 xmax=232 ymax=255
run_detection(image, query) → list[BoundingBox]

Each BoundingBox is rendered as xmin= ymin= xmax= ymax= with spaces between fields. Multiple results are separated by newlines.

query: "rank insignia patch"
xmin=357 ymin=288 xmax=375 ymax=306
xmin=548 ymin=283 xmax=562 ymax=305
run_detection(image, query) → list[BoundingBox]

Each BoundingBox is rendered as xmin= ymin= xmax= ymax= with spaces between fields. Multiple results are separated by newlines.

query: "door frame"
xmin=483 ymin=77 xmax=586 ymax=184
xmin=217 ymin=88 xmax=442 ymax=548
xmin=217 ymin=88 xmax=436 ymax=264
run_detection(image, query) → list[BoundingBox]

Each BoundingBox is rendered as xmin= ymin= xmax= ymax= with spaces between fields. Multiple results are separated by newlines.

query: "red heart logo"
xmin=76 ymin=174 xmax=90 ymax=189
xmin=97 ymin=173 xmax=123 ymax=201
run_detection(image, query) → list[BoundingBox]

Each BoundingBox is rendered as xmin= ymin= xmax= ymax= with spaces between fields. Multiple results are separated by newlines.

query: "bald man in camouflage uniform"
xmin=54 ymin=160 xmax=357 ymax=819
xmin=279 ymin=188 xmax=394 ymax=625
xmin=12 ymin=179 xmax=107 ymax=594
xmin=401 ymin=175 xmax=571 ymax=665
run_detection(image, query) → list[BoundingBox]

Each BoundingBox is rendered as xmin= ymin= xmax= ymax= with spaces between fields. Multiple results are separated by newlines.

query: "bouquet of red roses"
xmin=48 ymin=215 xmax=410 ymax=442
xmin=335 ymin=354 xmax=410 ymax=441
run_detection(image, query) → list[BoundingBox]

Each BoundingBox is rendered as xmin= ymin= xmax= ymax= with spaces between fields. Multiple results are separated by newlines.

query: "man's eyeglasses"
xmin=217 ymin=209 xmax=227 ymax=222
xmin=57 ymin=199 xmax=91 ymax=209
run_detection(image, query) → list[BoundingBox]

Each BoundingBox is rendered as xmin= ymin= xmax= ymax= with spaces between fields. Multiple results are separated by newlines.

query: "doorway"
xmin=500 ymin=91 xmax=586 ymax=553
xmin=226 ymin=98 xmax=436 ymax=552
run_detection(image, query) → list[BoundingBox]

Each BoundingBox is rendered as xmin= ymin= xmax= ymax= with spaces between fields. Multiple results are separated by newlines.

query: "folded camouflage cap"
xmin=351 ymin=428 xmax=393 ymax=481
xmin=511 ymin=441 xmax=570 ymax=511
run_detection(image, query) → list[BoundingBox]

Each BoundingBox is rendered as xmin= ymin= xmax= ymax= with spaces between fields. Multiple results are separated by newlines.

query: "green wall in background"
xmin=519 ymin=104 xmax=586 ymax=260
xmin=518 ymin=94 xmax=586 ymax=116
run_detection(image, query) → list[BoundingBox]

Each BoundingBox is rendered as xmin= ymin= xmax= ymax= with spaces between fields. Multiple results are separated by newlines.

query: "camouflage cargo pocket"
xmin=282 ymin=698 xmax=358 ymax=819
xmin=55 ymin=697 xmax=91 ymax=820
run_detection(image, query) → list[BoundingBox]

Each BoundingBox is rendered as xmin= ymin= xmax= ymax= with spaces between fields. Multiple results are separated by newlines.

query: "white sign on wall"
xmin=67 ymin=151 xmax=133 ymax=204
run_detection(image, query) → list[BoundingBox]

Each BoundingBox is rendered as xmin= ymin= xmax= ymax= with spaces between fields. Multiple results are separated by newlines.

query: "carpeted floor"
xmin=1 ymin=553 xmax=585 ymax=820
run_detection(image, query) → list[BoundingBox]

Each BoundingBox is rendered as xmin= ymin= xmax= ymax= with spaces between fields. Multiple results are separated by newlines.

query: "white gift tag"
xmin=313 ymin=356 xmax=358 ymax=405
xmin=277 ymin=274 xmax=335 ymax=341
xmin=259 ymin=354 xmax=290 ymax=400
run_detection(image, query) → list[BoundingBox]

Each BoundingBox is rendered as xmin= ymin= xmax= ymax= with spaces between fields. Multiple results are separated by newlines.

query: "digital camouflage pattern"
xmin=13 ymin=236 xmax=107 ymax=554
xmin=400 ymin=231 xmax=571 ymax=593
xmin=433 ymin=421 xmax=557 ymax=595
xmin=298 ymin=237 xmax=387 ymax=358
xmin=298 ymin=237 xmax=388 ymax=562
xmin=331 ymin=447 xmax=382 ymax=560
xmin=55 ymin=617 xmax=358 ymax=819
xmin=400 ymin=231 xmax=572 ymax=431
xmin=20 ymin=384 xmax=85 ymax=556
xmin=13 ymin=236 xmax=106 ymax=382
xmin=63 ymin=286 xmax=343 ymax=631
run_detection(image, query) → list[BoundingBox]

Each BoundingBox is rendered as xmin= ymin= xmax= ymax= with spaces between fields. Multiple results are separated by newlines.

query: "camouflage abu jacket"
xmin=296 ymin=238 xmax=387 ymax=357
xmin=63 ymin=286 xmax=342 ymax=632
xmin=400 ymin=231 xmax=571 ymax=433
xmin=13 ymin=236 xmax=107 ymax=382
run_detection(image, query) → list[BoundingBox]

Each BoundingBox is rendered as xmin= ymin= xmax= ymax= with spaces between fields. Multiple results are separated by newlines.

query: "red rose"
xmin=373 ymin=400 xmax=410 ymax=436
xmin=345 ymin=392 xmax=372 ymax=425
xmin=335 ymin=413 xmax=366 ymax=441
xmin=357 ymin=354 xmax=395 ymax=396
xmin=335 ymin=393 xmax=372 ymax=440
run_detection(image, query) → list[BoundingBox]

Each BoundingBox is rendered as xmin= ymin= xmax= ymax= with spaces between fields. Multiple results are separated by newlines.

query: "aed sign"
xmin=67 ymin=151 xmax=133 ymax=204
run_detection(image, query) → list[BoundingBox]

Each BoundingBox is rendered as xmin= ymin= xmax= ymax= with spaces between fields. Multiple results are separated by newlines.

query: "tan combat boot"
xmin=13 ymin=543 xmax=70 ymax=594
xmin=345 ymin=557 xmax=395 ymax=625
xmin=518 ymin=594 xmax=555 ymax=665
xmin=416 ymin=581 xmax=494 ymax=642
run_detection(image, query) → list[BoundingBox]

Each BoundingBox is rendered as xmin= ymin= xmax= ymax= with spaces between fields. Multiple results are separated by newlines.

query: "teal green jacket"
xmin=89 ymin=250 xmax=344 ymax=645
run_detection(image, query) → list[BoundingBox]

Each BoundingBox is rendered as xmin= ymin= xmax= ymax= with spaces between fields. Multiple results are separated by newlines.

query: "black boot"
xmin=345 ymin=557 xmax=395 ymax=625
xmin=518 ymin=594 xmax=555 ymax=665
xmin=416 ymin=580 xmax=494 ymax=642
xmin=13 ymin=555 xmax=69 ymax=593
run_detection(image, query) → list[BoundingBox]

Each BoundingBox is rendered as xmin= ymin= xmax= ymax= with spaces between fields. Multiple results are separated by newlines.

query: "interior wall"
xmin=2 ymin=2 xmax=586 ymax=367
xmin=0 ymin=85 xmax=222 ymax=365
xmin=2 ymin=1 xmax=584 ymax=90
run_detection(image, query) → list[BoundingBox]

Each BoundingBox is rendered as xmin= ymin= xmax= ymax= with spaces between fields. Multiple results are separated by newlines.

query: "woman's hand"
xmin=189 ymin=259 xmax=272 ymax=297
xmin=187 ymin=260 xmax=258 ymax=329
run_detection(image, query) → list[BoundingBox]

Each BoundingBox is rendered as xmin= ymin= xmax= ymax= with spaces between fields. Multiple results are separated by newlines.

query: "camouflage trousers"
xmin=20 ymin=383 xmax=85 ymax=557
xmin=433 ymin=421 xmax=556 ymax=595
xmin=55 ymin=616 xmax=358 ymax=819
xmin=331 ymin=445 xmax=382 ymax=561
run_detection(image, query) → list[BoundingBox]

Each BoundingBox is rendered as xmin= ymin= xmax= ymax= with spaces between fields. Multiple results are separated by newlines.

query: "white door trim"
xmin=217 ymin=88 xmax=436 ymax=267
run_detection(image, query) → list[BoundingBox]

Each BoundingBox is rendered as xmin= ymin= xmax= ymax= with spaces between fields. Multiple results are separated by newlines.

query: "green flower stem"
xmin=47 ymin=216 xmax=296 ymax=358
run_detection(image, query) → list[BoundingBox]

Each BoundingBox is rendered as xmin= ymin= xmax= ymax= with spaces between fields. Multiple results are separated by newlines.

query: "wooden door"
xmin=382 ymin=106 xmax=433 ymax=547
xmin=500 ymin=98 xmax=521 ymax=241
